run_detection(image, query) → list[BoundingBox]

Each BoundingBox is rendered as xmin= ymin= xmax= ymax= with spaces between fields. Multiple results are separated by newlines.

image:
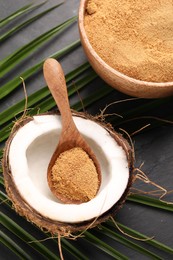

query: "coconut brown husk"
xmin=2 ymin=111 xmax=134 ymax=236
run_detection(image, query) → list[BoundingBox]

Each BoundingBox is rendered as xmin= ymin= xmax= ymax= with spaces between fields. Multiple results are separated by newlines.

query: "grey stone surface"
xmin=1 ymin=1 xmax=173 ymax=259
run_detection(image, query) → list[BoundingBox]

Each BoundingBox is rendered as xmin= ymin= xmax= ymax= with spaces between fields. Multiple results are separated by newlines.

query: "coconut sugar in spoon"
xmin=43 ymin=58 xmax=101 ymax=204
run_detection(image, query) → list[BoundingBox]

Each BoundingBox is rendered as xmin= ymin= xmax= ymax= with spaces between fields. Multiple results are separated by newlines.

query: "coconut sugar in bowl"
xmin=78 ymin=0 xmax=173 ymax=98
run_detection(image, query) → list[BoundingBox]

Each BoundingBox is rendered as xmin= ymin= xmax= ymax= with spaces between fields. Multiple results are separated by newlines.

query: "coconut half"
xmin=3 ymin=111 xmax=134 ymax=235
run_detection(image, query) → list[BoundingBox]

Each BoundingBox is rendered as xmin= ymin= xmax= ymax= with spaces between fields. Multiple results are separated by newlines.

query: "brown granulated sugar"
xmin=84 ymin=0 xmax=173 ymax=82
xmin=51 ymin=147 xmax=99 ymax=203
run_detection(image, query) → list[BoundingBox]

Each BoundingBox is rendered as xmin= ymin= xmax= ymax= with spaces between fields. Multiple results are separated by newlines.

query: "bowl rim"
xmin=78 ymin=0 xmax=173 ymax=88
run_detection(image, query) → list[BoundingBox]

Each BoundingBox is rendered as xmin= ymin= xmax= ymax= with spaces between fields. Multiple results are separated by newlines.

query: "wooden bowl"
xmin=78 ymin=0 xmax=173 ymax=98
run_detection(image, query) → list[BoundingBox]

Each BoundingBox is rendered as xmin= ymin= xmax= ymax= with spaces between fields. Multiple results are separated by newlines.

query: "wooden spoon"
xmin=43 ymin=58 xmax=101 ymax=203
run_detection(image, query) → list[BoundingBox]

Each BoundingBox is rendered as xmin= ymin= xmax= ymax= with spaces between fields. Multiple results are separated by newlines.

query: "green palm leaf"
xmin=1 ymin=212 xmax=60 ymax=260
xmin=0 ymin=2 xmax=46 ymax=27
xmin=128 ymin=194 xmax=173 ymax=212
xmin=0 ymin=16 xmax=77 ymax=77
xmin=1 ymin=231 xmax=32 ymax=260
xmin=0 ymin=62 xmax=90 ymax=126
xmin=84 ymin=231 xmax=128 ymax=260
xmin=0 ymin=65 xmax=94 ymax=142
xmin=0 ymin=3 xmax=62 ymax=42
xmin=0 ymin=150 xmax=3 ymax=160
xmin=0 ymin=39 xmax=80 ymax=99
xmin=97 ymin=226 xmax=162 ymax=259
xmin=107 ymin=221 xmax=173 ymax=255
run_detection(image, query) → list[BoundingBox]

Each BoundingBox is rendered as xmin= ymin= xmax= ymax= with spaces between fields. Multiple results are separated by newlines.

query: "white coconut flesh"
xmin=8 ymin=114 xmax=129 ymax=223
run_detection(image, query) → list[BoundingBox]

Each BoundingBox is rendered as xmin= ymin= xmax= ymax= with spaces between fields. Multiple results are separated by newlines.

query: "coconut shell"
xmin=2 ymin=111 xmax=134 ymax=236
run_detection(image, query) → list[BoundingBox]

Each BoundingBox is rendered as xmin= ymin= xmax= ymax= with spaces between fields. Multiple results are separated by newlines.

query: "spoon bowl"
xmin=78 ymin=0 xmax=173 ymax=98
xmin=43 ymin=58 xmax=101 ymax=203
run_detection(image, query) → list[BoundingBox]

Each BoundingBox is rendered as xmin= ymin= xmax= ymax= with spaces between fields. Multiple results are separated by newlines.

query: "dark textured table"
xmin=1 ymin=1 xmax=173 ymax=259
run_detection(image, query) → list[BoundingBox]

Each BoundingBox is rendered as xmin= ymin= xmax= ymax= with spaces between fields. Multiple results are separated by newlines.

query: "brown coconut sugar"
xmin=51 ymin=147 xmax=99 ymax=203
xmin=84 ymin=0 xmax=173 ymax=82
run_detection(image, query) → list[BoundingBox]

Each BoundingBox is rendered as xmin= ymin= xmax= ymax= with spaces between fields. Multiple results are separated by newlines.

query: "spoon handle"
xmin=43 ymin=58 xmax=75 ymax=130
